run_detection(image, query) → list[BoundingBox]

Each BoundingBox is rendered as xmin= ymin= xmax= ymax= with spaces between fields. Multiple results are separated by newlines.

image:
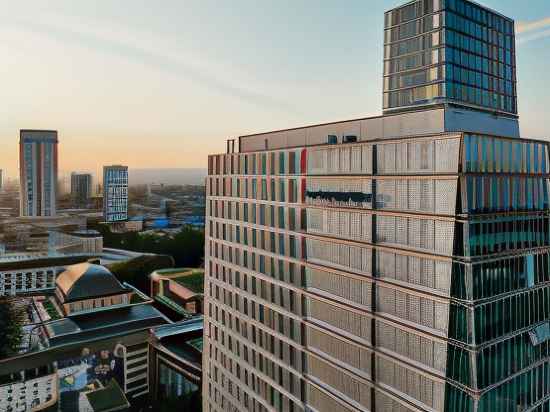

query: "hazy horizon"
xmin=3 ymin=167 xmax=207 ymax=188
xmin=128 ymin=167 xmax=206 ymax=186
xmin=63 ymin=167 xmax=207 ymax=186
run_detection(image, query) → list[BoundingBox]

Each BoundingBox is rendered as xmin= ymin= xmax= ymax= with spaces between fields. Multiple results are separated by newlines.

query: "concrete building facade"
xmin=0 ymin=256 xmax=98 ymax=297
xmin=19 ymin=130 xmax=58 ymax=217
xmin=203 ymin=1 xmax=550 ymax=411
xmin=0 ymin=265 xmax=57 ymax=296
xmin=71 ymin=173 xmax=92 ymax=208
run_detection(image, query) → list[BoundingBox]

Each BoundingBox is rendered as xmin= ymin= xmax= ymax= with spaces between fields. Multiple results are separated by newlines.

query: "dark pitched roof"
xmin=56 ymin=263 xmax=129 ymax=302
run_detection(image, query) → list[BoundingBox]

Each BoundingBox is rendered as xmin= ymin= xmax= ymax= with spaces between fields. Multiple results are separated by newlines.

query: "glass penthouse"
xmin=383 ymin=0 xmax=517 ymax=116
xmin=204 ymin=1 xmax=550 ymax=412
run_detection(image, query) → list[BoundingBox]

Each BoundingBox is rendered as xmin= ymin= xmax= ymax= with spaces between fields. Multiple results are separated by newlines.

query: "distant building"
xmin=19 ymin=130 xmax=58 ymax=217
xmin=103 ymin=165 xmax=128 ymax=222
xmin=0 ymin=214 xmax=87 ymax=254
xmin=124 ymin=218 xmax=143 ymax=232
xmin=49 ymin=229 xmax=103 ymax=255
xmin=0 ymin=168 xmax=3 ymax=191
xmin=181 ymin=215 xmax=205 ymax=227
xmin=90 ymin=194 xmax=103 ymax=210
xmin=70 ymin=173 xmax=92 ymax=207
xmin=160 ymin=199 xmax=177 ymax=216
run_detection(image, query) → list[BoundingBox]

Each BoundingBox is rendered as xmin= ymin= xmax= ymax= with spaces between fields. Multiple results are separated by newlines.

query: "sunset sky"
xmin=1 ymin=0 xmax=549 ymax=180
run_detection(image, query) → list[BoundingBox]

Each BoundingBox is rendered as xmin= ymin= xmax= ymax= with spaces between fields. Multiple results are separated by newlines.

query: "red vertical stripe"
xmin=300 ymin=148 xmax=307 ymax=174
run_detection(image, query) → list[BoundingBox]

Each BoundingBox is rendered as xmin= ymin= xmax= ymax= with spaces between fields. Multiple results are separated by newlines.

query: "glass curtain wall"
xmin=445 ymin=135 xmax=550 ymax=411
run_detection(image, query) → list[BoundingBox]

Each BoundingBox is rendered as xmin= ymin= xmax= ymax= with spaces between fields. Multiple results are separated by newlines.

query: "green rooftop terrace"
xmin=153 ymin=268 xmax=204 ymax=294
xmin=173 ymin=271 xmax=204 ymax=294
xmin=155 ymin=267 xmax=202 ymax=276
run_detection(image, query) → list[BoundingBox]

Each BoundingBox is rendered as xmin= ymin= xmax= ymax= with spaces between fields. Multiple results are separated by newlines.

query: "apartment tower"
xmin=19 ymin=130 xmax=58 ymax=217
xmin=204 ymin=1 xmax=550 ymax=411
xmin=70 ymin=172 xmax=92 ymax=208
xmin=103 ymin=165 xmax=128 ymax=222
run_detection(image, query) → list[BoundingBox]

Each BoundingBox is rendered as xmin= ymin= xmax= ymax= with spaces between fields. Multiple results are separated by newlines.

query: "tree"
xmin=107 ymin=254 xmax=175 ymax=295
xmin=0 ymin=297 xmax=25 ymax=358
xmin=165 ymin=226 xmax=204 ymax=268
xmin=92 ymin=223 xmax=205 ymax=269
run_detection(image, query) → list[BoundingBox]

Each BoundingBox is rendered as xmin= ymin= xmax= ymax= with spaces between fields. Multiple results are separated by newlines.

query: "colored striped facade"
xmin=205 ymin=125 xmax=550 ymax=412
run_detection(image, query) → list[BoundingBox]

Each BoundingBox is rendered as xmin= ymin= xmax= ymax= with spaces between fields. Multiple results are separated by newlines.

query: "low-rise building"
xmin=0 ymin=262 xmax=170 ymax=411
xmin=49 ymin=230 xmax=103 ymax=255
xmin=0 ymin=255 xmax=97 ymax=296
xmin=0 ymin=261 xmax=205 ymax=412
xmin=150 ymin=268 xmax=204 ymax=319
xmin=55 ymin=263 xmax=133 ymax=316
xmin=0 ymin=367 xmax=58 ymax=412
xmin=0 ymin=214 xmax=87 ymax=253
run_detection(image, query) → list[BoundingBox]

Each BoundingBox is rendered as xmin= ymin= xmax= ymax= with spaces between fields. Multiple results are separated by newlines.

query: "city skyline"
xmin=0 ymin=0 xmax=549 ymax=179
xmin=0 ymin=1 xmax=549 ymax=411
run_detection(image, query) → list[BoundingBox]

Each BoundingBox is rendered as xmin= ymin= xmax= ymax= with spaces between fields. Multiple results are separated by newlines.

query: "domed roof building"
xmin=55 ymin=262 xmax=132 ymax=315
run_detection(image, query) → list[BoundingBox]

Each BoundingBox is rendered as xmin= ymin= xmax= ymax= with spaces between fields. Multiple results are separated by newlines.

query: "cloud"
xmin=516 ymin=17 xmax=550 ymax=44
xmin=517 ymin=17 xmax=550 ymax=34
xmin=2 ymin=12 xmax=297 ymax=114
xmin=517 ymin=28 xmax=550 ymax=45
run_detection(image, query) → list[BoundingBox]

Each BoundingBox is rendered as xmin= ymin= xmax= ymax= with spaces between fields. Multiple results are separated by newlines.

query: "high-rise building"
xmin=203 ymin=1 xmax=550 ymax=412
xmin=19 ymin=129 xmax=58 ymax=217
xmin=70 ymin=172 xmax=92 ymax=207
xmin=0 ymin=169 xmax=3 ymax=191
xmin=383 ymin=0 xmax=517 ymax=116
xmin=103 ymin=165 xmax=128 ymax=222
